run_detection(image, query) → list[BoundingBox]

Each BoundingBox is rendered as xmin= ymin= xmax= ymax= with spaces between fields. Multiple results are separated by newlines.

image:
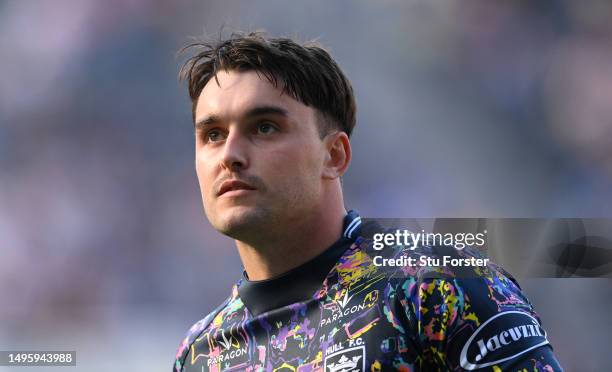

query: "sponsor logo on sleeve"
xmin=205 ymin=329 xmax=248 ymax=367
xmin=320 ymin=289 xmax=379 ymax=327
xmin=218 ymin=330 xmax=235 ymax=350
xmin=459 ymin=311 xmax=549 ymax=370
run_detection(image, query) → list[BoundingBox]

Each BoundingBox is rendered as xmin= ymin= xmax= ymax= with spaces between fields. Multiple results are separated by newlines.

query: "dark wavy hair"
xmin=179 ymin=31 xmax=357 ymax=138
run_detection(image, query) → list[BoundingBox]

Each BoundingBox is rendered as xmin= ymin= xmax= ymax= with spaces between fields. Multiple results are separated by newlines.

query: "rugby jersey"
xmin=173 ymin=210 xmax=562 ymax=371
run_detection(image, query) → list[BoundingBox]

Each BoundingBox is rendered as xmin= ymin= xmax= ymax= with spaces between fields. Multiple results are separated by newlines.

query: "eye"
xmin=256 ymin=122 xmax=278 ymax=135
xmin=205 ymin=129 xmax=225 ymax=142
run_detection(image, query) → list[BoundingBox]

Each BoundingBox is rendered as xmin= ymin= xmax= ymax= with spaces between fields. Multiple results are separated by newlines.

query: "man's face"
xmin=194 ymin=70 xmax=328 ymax=239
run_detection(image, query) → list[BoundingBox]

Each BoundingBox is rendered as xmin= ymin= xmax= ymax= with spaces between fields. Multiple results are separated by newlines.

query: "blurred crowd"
xmin=1 ymin=1 xmax=611 ymax=370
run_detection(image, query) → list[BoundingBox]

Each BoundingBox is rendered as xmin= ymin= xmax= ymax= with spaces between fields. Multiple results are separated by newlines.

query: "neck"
xmin=236 ymin=195 xmax=346 ymax=281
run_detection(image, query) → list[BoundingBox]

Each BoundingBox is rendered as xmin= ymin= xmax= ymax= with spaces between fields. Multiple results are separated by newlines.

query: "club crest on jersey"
xmin=324 ymin=345 xmax=365 ymax=372
xmin=459 ymin=311 xmax=549 ymax=370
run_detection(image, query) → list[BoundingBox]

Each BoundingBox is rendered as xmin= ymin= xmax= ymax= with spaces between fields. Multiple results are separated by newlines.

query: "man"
xmin=173 ymin=32 xmax=563 ymax=371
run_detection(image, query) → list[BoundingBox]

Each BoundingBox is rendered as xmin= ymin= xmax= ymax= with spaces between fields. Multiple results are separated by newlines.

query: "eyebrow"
xmin=194 ymin=105 xmax=289 ymax=130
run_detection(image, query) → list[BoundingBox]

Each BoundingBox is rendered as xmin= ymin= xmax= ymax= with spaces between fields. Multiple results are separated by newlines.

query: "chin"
xmin=212 ymin=205 xmax=269 ymax=238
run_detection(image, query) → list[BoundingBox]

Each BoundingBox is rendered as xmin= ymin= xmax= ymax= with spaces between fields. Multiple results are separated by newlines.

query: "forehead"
xmin=195 ymin=70 xmax=314 ymax=124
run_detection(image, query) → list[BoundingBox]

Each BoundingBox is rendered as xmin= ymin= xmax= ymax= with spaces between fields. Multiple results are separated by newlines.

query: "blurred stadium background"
xmin=1 ymin=0 xmax=611 ymax=370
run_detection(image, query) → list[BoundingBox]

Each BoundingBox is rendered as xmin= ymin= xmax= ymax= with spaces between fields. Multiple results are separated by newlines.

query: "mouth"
xmin=217 ymin=179 xmax=257 ymax=197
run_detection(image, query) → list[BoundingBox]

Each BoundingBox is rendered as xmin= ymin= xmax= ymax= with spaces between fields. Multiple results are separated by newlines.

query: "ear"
xmin=322 ymin=131 xmax=351 ymax=180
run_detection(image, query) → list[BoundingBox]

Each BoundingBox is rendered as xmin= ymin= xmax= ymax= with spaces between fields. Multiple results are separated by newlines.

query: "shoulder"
xmin=172 ymin=291 xmax=236 ymax=372
xmin=356 ymin=223 xmax=526 ymax=305
xmin=369 ymin=239 xmax=555 ymax=370
xmin=359 ymin=230 xmax=538 ymax=326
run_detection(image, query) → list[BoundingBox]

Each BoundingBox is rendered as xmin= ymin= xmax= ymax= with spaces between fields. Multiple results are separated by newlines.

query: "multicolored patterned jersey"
xmin=173 ymin=211 xmax=562 ymax=371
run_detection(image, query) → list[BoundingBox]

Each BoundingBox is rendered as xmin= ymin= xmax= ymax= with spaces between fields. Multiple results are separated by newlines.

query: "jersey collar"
xmin=237 ymin=210 xmax=362 ymax=317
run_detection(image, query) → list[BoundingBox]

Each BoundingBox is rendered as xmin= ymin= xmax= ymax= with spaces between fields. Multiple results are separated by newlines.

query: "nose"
xmin=220 ymin=129 xmax=249 ymax=172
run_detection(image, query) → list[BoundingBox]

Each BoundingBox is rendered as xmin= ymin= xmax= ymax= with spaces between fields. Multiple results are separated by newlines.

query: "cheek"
xmin=294 ymin=141 xmax=325 ymax=174
xmin=195 ymin=159 xmax=215 ymax=196
xmin=265 ymin=145 xmax=322 ymax=189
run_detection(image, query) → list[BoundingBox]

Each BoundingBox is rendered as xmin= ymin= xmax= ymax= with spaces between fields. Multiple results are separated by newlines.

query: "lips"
xmin=217 ymin=179 xmax=256 ymax=196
